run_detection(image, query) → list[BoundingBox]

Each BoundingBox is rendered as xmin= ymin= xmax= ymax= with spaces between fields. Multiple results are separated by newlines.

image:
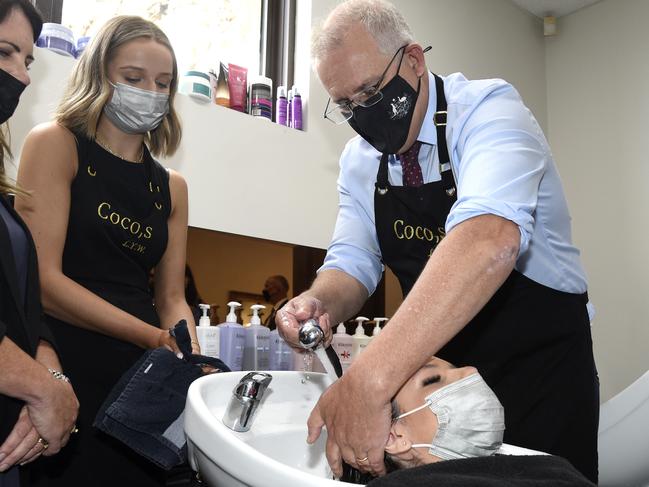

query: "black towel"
xmin=366 ymin=455 xmax=595 ymax=487
xmin=94 ymin=320 xmax=230 ymax=470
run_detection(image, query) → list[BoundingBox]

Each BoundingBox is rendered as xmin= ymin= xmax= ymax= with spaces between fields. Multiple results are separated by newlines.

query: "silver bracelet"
xmin=48 ymin=368 xmax=71 ymax=383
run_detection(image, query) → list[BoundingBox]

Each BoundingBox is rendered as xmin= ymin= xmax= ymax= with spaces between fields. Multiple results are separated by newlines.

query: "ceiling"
xmin=509 ymin=0 xmax=604 ymax=18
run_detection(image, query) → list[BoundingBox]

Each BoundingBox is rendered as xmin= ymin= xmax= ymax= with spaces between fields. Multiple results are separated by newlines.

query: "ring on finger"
xmin=37 ymin=437 xmax=49 ymax=450
xmin=356 ymin=456 xmax=369 ymax=463
xmin=71 ymin=425 xmax=79 ymax=434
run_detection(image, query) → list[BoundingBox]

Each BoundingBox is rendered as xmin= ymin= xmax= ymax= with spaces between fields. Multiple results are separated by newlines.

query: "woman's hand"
xmin=0 ymin=407 xmax=45 ymax=471
xmin=156 ymin=329 xmax=183 ymax=358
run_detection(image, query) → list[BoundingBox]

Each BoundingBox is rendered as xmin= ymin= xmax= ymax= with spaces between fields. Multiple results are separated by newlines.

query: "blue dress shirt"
xmin=320 ymin=71 xmax=588 ymax=298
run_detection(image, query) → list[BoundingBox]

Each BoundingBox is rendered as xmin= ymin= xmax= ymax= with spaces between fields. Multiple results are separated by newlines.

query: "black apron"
xmin=373 ymin=74 xmax=599 ymax=483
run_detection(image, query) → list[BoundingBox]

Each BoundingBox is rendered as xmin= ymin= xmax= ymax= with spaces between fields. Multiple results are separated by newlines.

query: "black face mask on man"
xmin=0 ymin=68 xmax=27 ymax=125
xmin=347 ymin=48 xmax=421 ymax=155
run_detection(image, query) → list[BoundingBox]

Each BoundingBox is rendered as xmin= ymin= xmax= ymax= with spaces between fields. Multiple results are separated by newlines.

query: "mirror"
xmin=185 ymin=227 xmax=402 ymax=330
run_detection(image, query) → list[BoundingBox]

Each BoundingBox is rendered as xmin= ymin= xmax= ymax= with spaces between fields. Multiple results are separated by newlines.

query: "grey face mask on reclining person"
xmin=103 ymin=82 xmax=169 ymax=134
xmin=395 ymin=372 xmax=505 ymax=460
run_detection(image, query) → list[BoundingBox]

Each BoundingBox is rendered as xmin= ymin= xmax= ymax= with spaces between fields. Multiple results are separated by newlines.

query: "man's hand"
xmin=26 ymin=377 xmax=78 ymax=456
xmin=276 ymin=294 xmax=333 ymax=349
xmin=0 ymin=407 xmax=46 ymax=471
xmin=307 ymin=370 xmax=392 ymax=478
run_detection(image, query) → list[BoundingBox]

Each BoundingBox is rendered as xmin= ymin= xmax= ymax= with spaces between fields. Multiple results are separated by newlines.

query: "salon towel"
xmin=366 ymin=455 xmax=595 ymax=487
xmin=94 ymin=320 xmax=229 ymax=470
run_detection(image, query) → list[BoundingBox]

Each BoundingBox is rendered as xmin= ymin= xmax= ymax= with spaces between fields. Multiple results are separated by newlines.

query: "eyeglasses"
xmin=324 ymin=45 xmax=408 ymax=125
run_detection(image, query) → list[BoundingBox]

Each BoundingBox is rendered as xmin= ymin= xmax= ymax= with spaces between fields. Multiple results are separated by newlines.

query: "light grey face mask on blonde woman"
xmin=394 ymin=372 xmax=506 ymax=460
xmin=103 ymin=81 xmax=169 ymax=134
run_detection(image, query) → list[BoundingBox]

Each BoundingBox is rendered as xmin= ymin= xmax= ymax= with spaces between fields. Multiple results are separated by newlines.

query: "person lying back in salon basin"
xmin=341 ymin=357 xmax=596 ymax=486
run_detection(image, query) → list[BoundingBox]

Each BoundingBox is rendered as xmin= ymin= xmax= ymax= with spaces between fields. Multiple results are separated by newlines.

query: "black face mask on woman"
xmin=0 ymin=68 xmax=27 ymax=125
xmin=347 ymin=51 xmax=421 ymax=155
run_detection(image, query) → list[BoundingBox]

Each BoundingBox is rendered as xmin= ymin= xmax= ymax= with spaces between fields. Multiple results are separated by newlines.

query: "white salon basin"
xmin=185 ymin=371 xmax=360 ymax=486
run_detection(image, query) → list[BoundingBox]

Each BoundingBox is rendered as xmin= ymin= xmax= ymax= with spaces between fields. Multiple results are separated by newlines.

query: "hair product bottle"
xmin=276 ymin=85 xmax=288 ymax=126
xmin=243 ymin=305 xmax=271 ymax=370
xmin=331 ymin=323 xmax=353 ymax=373
xmin=217 ymin=301 xmax=245 ymax=371
xmin=351 ymin=316 xmax=371 ymax=362
xmin=291 ymin=85 xmax=303 ymax=130
xmin=214 ymin=62 xmax=230 ymax=108
xmin=196 ymin=304 xmax=220 ymax=358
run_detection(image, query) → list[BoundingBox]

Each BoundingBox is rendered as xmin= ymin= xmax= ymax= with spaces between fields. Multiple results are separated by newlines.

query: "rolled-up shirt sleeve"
xmin=446 ymin=86 xmax=548 ymax=256
xmin=319 ymin=146 xmax=384 ymax=296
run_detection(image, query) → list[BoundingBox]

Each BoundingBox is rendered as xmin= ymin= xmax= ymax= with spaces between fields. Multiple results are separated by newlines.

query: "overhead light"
xmin=544 ymin=16 xmax=557 ymax=37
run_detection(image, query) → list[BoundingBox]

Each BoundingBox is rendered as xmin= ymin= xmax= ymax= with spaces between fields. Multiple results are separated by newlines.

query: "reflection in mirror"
xmin=184 ymin=227 xmax=402 ymax=330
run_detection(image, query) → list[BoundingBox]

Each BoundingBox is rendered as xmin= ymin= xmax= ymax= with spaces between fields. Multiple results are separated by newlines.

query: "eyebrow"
xmin=332 ymin=76 xmax=381 ymax=104
xmin=0 ymin=40 xmax=34 ymax=61
xmin=0 ymin=40 xmax=20 ymax=52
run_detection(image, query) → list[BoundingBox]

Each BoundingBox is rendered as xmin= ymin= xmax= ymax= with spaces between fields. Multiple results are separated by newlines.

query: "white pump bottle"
xmin=243 ymin=304 xmax=271 ymax=370
xmin=196 ymin=303 xmax=220 ymax=358
xmin=372 ymin=317 xmax=389 ymax=338
xmin=331 ymin=323 xmax=353 ymax=373
xmin=217 ymin=301 xmax=245 ymax=371
xmin=351 ymin=316 xmax=371 ymax=362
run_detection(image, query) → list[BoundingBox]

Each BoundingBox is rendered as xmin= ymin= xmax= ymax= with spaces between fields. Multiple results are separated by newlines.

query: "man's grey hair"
xmin=312 ymin=0 xmax=414 ymax=63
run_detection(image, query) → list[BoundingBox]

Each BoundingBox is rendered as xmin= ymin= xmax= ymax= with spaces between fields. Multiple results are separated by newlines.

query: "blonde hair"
xmin=0 ymin=125 xmax=14 ymax=195
xmin=0 ymin=125 xmax=28 ymax=196
xmin=55 ymin=15 xmax=182 ymax=157
xmin=312 ymin=0 xmax=413 ymax=64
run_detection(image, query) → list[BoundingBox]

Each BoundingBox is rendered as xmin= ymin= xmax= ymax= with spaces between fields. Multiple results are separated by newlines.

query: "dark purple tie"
xmin=399 ymin=141 xmax=423 ymax=187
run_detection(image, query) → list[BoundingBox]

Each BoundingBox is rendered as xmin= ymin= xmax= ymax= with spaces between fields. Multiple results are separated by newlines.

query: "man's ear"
xmin=385 ymin=429 xmax=412 ymax=455
xmin=404 ymin=43 xmax=427 ymax=78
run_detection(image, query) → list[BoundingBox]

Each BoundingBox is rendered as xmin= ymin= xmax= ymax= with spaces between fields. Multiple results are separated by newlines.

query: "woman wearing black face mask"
xmin=0 ymin=1 xmax=79 ymax=485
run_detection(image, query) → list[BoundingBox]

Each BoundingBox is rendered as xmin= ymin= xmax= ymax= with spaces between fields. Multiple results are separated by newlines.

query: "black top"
xmin=26 ymin=134 xmax=172 ymax=486
xmin=63 ymin=134 xmax=171 ymax=300
xmin=0 ymin=194 xmax=55 ymax=444
xmin=0 ymin=200 xmax=27 ymax=303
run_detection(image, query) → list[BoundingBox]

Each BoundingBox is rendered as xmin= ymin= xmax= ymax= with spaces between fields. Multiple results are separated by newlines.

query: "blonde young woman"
xmin=15 ymin=16 xmax=198 ymax=486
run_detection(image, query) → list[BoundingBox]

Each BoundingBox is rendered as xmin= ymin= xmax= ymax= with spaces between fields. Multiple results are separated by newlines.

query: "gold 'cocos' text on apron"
xmin=97 ymin=202 xmax=153 ymax=239
xmin=393 ymin=219 xmax=445 ymax=243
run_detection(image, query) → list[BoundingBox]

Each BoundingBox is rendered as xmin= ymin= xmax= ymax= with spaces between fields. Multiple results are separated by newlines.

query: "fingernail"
xmin=0 ymin=464 xmax=9 ymax=472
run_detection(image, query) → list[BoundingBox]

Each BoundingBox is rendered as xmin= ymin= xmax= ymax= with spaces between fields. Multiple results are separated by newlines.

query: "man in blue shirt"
xmin=276 ymin=0 xmax=598 ymax=482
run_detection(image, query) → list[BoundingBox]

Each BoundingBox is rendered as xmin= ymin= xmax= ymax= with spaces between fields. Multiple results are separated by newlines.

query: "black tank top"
xmin=63 ymin=133 xmax=171 ymax=309
xmin=32 ymin=134 xmax=172 ymax=486
xmin=46 ymin=131 xmax=172 ymax=418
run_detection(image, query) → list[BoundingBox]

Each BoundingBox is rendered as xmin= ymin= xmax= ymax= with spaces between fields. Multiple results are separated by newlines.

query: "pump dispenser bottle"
xmin=331 ymin=323 xmax=353 ymax=373
xmin=196 ymin=304 xmax=220 ymax=358
xmin=243 ymin=304 xmax=271 ymax=370
xmin=269 ymin=327 xmax=293 ymax=370
xmin=217 ymin=301 xmax=245 ymax=371
xmin=351 ymin=316 xmax=371 ymax=362
xmin=372 ymin=317 xmax=388 ymax=338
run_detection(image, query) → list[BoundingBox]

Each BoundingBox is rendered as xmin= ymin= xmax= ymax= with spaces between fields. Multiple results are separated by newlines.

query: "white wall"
xmin=545 ymin=0 xmax=649 ymax=400
xmin=9 ymin=0 xmax=547 ymax=250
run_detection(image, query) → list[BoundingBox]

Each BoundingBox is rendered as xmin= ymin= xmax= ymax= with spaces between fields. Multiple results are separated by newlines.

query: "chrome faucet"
xmin=222 ymin=372 xmax=273 ymax=432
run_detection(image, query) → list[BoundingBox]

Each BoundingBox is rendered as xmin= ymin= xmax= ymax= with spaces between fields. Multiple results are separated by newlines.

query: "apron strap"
xmin=376 ymin=152 xmax=390 ymax=195
xmin=433 ymin=73 xmax=457 ymax=201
